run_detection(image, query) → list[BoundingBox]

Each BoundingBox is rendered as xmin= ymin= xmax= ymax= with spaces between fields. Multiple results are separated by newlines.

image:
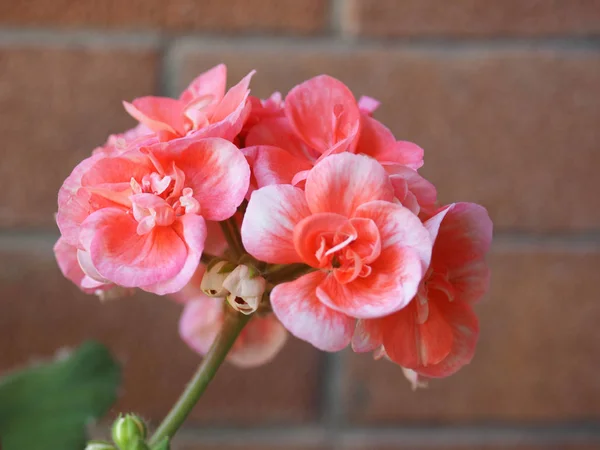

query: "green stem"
xmin=148 ymin=311 xmax=250 ymax=445
xmin=265 ymin=264 xmax=315 ymax=284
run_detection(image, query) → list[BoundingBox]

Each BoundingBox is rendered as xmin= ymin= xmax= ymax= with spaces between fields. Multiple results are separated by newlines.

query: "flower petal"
xmin=54 ymin=237 xmax=96 ymax=293
xmin=124 ymin=97 xmax=187 ymax=136
xmin=316 ymin=246 xmax=424 ymax=319
xmin=179 ymin=297 xmax=224 ymax=356
xmin=271 ymin=271 xmax=354 ymax=352
xmin=388 ymin=166 xmax=437 ymax=217
xmin=158 ymin=138 xmax=250 ymax=221
xmin=243 ymin=145 xmax=313 ymax=189
xmin=241 ymin=185 xmax=310 ymax=264
xmin=285 ymin=75 xmax=360 ymax=154
xmin=179 ymin=64 xmax=227 ymax=104
xmin=305 ymin=153 xmax=394 ymax=216
xmin=141 ymin=214 xmax=207 ymax=295
xmin=352 ymin=319 xmax=383 ymax=353
xmin=83 ymin=208 xmax=187 ymax=288
xmin=354 ymin=200 xmax=432 ymax=271
xmin=293 ymin=213 xmax=349 ymax=267
xmin=228 ymin=315 xmax=288 ymax=368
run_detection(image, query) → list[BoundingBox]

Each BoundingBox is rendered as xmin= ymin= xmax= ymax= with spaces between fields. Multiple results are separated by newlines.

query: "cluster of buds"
xmin=201 ymin=261 xmax=267 ymax=315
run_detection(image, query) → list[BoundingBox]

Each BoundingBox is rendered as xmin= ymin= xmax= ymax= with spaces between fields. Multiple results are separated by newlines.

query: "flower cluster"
xmin=54 ymin=64 xmax=492 ymax=381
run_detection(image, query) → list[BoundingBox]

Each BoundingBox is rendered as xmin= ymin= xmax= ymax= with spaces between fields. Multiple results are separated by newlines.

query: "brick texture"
xmin=342 ymin=244 xmax=600 ymax=423
xmin=176 ymin=44 xmax=600 ymax=231
xmin=0 ymin=239 xmax=322 ymax=425
xmin=0 ymin=45 xmax=159 ymax=228
xmin=342 ymin=444 xmax=600 ymax=450
xmin=341 ymin=0 xmax=600 ymax=37
xmin=0 ymin=0 xmax=329 ymax=34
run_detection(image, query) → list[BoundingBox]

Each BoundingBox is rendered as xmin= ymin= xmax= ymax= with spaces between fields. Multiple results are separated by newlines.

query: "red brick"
xmin=176 ymin=45 xmax=600 ymax=232
xmin=0 ymin=0 xmax=329 ymax=34
xmin=342 ymin=444 xmax=599 ymax=450
xmin=0 ymin=46 xmax=159 ymax=228
xmin=342 ymin=0 xmax=600 ymax=37
xmin=342 ymin=243 xmax=600 ymax=423
xmin=0 ymin=238 xmax=322 ymax=424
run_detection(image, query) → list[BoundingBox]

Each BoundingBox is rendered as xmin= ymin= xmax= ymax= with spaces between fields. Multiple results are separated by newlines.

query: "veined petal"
xmin=352 ymin=319 xmax=383 ymax=353
xmin=243 ymin=145 xmax=313 ymax=189
xmin=271 ymin=271 xmax=354 ymax=352
xmin=305 ymin=153 xmax=394 ymax=216
xmin=124 ymin=97 xmax=187 ymax=136
xmin=293 ymin=213 xmax=349 ymax=267
xmin=245 ymin=117 xmax=317 ymax=163
xmin=241 ymin=185 xmax=310 ymax=264
xmin=180 ymin=64 xmax=227 ymax=104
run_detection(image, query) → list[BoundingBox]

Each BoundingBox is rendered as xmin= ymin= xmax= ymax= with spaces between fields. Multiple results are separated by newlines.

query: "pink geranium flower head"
xmin=56 ymin=137 xmax=249 ymax=295
xmin=352 ymin=202 xmax=493 ymax=377
xmin=123 ymin=64 xmax=254 ymax=142
xmin=241 ymin=152 xmax=432 ymax=351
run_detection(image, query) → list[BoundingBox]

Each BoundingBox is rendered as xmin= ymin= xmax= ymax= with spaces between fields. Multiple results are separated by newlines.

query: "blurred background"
xmin=1 ymin=1 xmax=600 ymax=449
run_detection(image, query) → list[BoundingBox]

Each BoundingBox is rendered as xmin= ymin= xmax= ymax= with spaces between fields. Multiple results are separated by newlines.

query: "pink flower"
xmin=241 ymin=153 xmax=432 ymax=351
xmin=123 ymin=64 xmax=254 ymax=142
xmin=352 ymin=202 xmax=493 ymax=377
xmin=242 ymin=75 xmax=435 ymax=214
xmin=177 ymin=266 xmax=288 ymax=369
xmin=56 ymin=137 xmax=249 ymax=295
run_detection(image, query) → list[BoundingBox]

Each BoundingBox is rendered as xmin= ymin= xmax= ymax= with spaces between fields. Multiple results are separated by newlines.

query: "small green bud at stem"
xmin=112 ymin=414 xmax=147 ymax=450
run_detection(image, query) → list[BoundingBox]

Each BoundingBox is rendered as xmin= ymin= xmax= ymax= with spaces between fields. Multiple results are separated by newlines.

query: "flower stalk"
xmin=148 ymin=310 xmax=251 ymax=445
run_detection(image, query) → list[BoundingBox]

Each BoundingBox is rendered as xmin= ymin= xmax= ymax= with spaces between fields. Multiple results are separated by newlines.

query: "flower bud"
xmin=85 ymin=441 xmax=116 ymax=450
xmin=112 ymin=414 xmax=147 ymax=450
xmin=222 ymin=265 xmax=266 ymax=315
xmin=201 ymin=260 xmax=235 ymax=297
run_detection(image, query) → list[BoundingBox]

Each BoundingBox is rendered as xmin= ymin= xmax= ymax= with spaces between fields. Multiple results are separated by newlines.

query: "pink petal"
xmin=293 ymin=213 xmax=349 ymax=267
xmin=124 ymin=97 xmax=187 ymax=136
xmin=54 ymin=237 xmax=96 ymax=293
xmin=241 ymin=185 xmax=310 ymax=264
xmin=242 ymin=145 xmax=312 ymax=189
xmin=169 ymin=265 xmax=208 ymax=304
xmin=352 ymin=319 xmax=383 ymax=353
xmin=141 ymin=213 xmax=207 ymax=295
xmin=204 ymin=220 xmax=228 ymax=256
xmin=305 ymin=153 xmax=394 ymax=216
xmin=271 ymin=271 xmax=354 ymax=352
xmin=354 ymin=200 xmax=432 ymax=271
xmin=158 ymin=138 xmax=250 ymax=221
xmin=245 ymin=117 xmax=318 ymax=163
xmin=387 ymin=166 xmax=437 ymax=216
xmin=228 ymin=315 xmax=288 ymax=368
xmin=316 ymin=245 xmax=424 ymax=319
xmin=179 ymin=64 xmax=227 ymax=104
xmin=357 ymin=96 xmax=380 ymax=115
xmin=211 ymin=70 xmax=254 ymax=123
xmin=179 ymin=297 xmax=224 ymax=356
xmin=285 ymin=75 xmax=360 ymax=155
xmin=82 ymin=208 xmax=188 ymax=288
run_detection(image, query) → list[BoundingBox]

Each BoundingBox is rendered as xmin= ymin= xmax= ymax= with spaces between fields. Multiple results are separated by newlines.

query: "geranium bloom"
xmin=177 ymin=266 xmax=287 ymax=368
xmin=55 ymin=137 xmax=249 ymax=295
xmin=241 ymin=153 xmax=432 ymax=351
xmin=242 ymin=75 xmax=435 ymax=215
xmin=352 ymin=202 xmax=493 ymax=377
xmin=124 ymin=64 xmax=254 ymax=142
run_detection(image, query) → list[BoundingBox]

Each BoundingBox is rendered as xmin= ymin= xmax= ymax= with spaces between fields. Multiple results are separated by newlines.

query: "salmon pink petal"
xmin=316 ymin=246 xmax=423 ymax=319
xmin=452 ymin=260 xmax=491 ymax=304
xmin=293 ymin=213 xmax=349 ymax=267
xmin=242 ymin=185 xmax=310 ymax=264
xmin=228 ymin=315 xmax=288 ymax=368
xmin=179 ymin=297 xmax=224 ymax=356
xmin=243 ymin=145 xmax=313 ymax=189
xmin=179 ymin=64 xmax=227 ymax=104
xmin=204 ymin=220 xmax=228 ymax=256
xmin=357 ymin=96 xmax=380 ymax=115
xmin=271 ymin=271 xmax=354 ymax=352
xmin=81 ymin=152 xmax=153 ymax=187
xmin=246 ymin=117 xmax=317 ymax=162
xmin=305 ymin=153 xmax=394 ymax=216
xmin=124 ymin=97 xmax=187 ymax=136
xmin=285 ymin=75 xmax=360 ymax=155
xmin=159 ymin=138 xmax=250 ymax=221
xmin=212 ymin=70 xmax=254 ymax=123
xmin=82 ymin=208 xmax=187 ymax=288
xmin=354 ymin=200 xmax=432 ymax=271
xmin=54 ymin=237 xmax=97 ymax=293
xmin=388 ymin=166 xmax=437 ymax=216
xmin=141 ymin=214 xmax=207 ymax=295
xmin=432 ymin=202 xmax=493 ymax=270
xmin=383 ymin=299 xmax=454 ymax=369
xmin=356 ymin=115 xmax=424 ymax=170
xmin=170 ymin=265 xmax=208 ymax=304
xmin=352 ymin=319 xmax=383 ymax=353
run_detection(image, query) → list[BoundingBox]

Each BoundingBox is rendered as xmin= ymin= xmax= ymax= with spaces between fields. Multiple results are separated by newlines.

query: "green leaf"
xmin=0 ymin=341 xmax=121 ymax=450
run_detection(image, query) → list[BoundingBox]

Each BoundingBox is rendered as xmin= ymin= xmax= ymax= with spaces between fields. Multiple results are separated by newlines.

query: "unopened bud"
xmin=112 ymin=414 xmax=147 ymax=450
xmin=222 ymin=265 xmax=266 ymax=315
xmin=201 ymin=260 xmax=235 ymax=297
xmin=85 ymin=441 xmax=116 ymax=450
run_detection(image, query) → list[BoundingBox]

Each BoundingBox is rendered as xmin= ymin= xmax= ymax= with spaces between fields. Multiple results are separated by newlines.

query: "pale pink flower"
xmin=352 ymin=202 xmax=492 ymax=377
xmin=177 ymin=267 xmax=288 ymax=368
xmin=222 ymin=265 xmax=266 ymax=315
xmin=123 ymin=64 xmax=254 ymax=143
xmin=241 ymin=153 xmax=432 ymax=351
xmin=92 ymin=124 xmax=154 ymax=157
xmin=56 ymin=137 xmax=249 ymax=295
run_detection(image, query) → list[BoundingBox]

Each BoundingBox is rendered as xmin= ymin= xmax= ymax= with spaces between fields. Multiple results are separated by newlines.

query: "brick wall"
xmin=1 ymin=1 xmax=600 ymax=449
